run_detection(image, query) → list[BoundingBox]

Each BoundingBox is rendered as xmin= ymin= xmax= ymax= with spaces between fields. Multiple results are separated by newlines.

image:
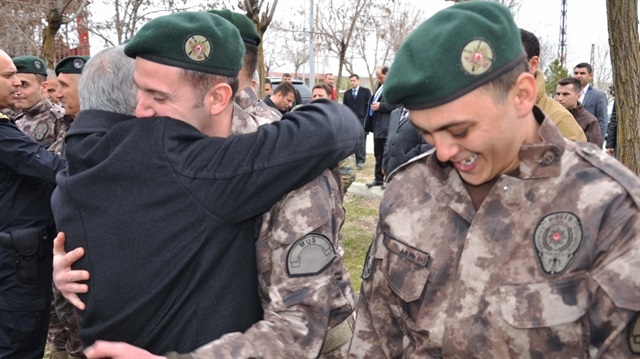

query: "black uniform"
xmin=0 ymin=117 xmax=66 ymax=359
xmin=52 ymin=100 xmax=363 ymax=353
xmin=382 ymin=107 xmax=432 ymax=177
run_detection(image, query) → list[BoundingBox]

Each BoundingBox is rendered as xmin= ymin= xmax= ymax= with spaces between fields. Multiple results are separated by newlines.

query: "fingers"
xmin=84 ymin=340 xmax=164 ymax=359
xmin=65 ymin=292 xmax=87 ymax=311
xmin=53 ymin=232 xmax=66 ymax=256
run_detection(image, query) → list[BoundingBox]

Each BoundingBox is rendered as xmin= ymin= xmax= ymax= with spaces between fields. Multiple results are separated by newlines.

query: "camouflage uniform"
xmin=14 ymin=97 xmax=65 ymax=149
xmin=339 ymin=154 xmax=357 ymax=194
xmin=166 ymin=92 xmax=357 ymax=358
xmin=48 ymin=115 xmax=74 ymax=157
xmin=348 ymin=114 xmax=640 ymax=358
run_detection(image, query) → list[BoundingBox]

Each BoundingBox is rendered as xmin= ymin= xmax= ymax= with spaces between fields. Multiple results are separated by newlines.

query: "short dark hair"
xmin=381 ymin=66 xmax=389 ymax=75
xmin=274 ymin=81 xmax=295 ymax=96
xmin=519 ymin=28 xmax=540 ymax=59
xmin=312 ymin=83 xmax=331 ymax=96
xmin=574 ymin=62 xmax=593 ymax=74
xmin=282 ymin=73 xmax=292 ymax=78
xmin=483 ymin=60 xmax=529 ymax=104
xmin=349 ymin=74 xmax=359 ymax=80
xmin=182 ymin=69 xmax=239 ymax=107
xmin=265 ymin=78 xmax=272 ymax=85
xmin=243 ymin=43 xmax=258 ymax=80
xmin=557 ymin=77 xmax=581 ymax=93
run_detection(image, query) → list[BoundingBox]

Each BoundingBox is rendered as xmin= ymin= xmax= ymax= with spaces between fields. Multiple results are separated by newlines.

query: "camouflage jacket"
xmin=232 ymin=86 xmax=281 ymax=133
xmin=167 ymin=95 xmax=357 ymax=359
xmin=15 ymin=97 xmax=65 ymax=149
xmin=348 ymin=113 xmax=640 ymax=358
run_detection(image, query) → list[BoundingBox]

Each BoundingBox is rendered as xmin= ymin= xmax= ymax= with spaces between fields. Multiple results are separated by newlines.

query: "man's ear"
xmin=527 ymin=56 xmax=540 ymax=74
xmin=512 ymin=72 xmax=537 ymax=117
xmin=206 ymin=83 xmax=233 ymax=116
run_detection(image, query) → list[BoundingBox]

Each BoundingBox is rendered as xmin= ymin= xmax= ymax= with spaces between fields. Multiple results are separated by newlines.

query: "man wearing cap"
xmin=51 ymin=11 xmax=362 ymax=356
xmin=12 ymin=55 xmax=65 ymax=149
xmin=49 ymin=56 xmax=89 ymax=156
xmin=348 ymin=2 xmax=639 ymax=358
xmin=0 ymin=49 xmax=67 ymax=359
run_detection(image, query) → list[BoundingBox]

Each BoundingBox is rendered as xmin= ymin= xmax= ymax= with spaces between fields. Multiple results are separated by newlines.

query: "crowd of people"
xmin=0 ymin=2 xmax=637 ymax=359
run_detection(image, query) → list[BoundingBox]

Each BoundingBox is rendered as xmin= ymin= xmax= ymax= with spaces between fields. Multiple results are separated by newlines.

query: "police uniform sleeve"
xmin=0 ymin=118 xmax=65 ymax=182
xmin=165 ymin=171 xmax=355 ymax=358
xmin=589 ymin=193 xmax=640 ymax=356
xmin=348 ymin=229 xmax=405 ymax=358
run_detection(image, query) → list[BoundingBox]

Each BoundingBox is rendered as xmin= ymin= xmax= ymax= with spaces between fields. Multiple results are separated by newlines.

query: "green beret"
xmin=385 ymin=1 xmax=526 ymax=109
xmin=124 ymin=12 xmax=244 ymax=77
xmin=13 ymin=56 xmax=48 ymax=76
xmin=55 ymin=56 xmax=90 ymax=76
xmin=208 ymin=9 xmax=261 ymax=46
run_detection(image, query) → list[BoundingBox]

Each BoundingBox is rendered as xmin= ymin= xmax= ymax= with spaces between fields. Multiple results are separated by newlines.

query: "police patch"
xmin=628 ymin=312 xmax=640 ymax=354
xmin=533 ymin=212 xmax=583 ymax=275
xmin=184 ymin=35 xmax=211 ymax=62
xmin=72 ymin=58 xmax=85 ymax=69
xmin=460 ymin=39 xmax=494 ymax=76
xmin=34 ymin=122 xmax=48 ymax=141
xmin=33 ymin=60 xmax=42 ymax=70
xmin=287 ymin=233 xmax=335 ymax=277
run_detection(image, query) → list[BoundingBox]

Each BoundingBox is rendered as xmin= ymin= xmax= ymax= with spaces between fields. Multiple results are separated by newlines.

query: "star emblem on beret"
xmin=460 ymin=39 xmax=494 ymax=76
xmin=73 ymin=58 xmax=85 ymax=69
xmin=184 ymin=35 xmax=211 ymax=62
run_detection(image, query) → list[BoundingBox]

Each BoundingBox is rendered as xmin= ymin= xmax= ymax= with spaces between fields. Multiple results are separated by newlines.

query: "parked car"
xmin=267 ymin=77 xmax=312 ymax=105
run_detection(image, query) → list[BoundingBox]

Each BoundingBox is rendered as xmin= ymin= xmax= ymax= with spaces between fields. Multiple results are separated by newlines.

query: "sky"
xmin=89 ymin=0 xmax=636 ymax=81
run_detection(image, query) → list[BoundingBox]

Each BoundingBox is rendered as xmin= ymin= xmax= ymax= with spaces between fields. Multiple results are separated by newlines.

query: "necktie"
xmin=352 ymin=89 xmax=356 ymax=98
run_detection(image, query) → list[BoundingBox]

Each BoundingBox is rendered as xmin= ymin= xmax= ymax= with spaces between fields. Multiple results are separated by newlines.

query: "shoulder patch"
xmin=533 ymin=212 xmax=582 ymax=275
xmin=34 ymin=122 xmax=48 ymax=141
xmin=286 ymin=233 xmax=336 ymax=277
xmin=575 ymin=143 xmax=640 ymax=208
xmin=628 ymin=312 xmax=640 ymax=354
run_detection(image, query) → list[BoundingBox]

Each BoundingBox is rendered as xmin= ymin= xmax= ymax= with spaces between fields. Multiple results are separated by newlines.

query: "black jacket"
xmin=343 ymin=86 xmax=372 ymax=123
xmin=52 ymin=101 xmax=363 ymax=353
xmin=0 ymin=118 xmax=65 ymax=233
xmin=365 ymin=84 xmax=399 ymax=138
xmin=606 ymin=101 xmax=617 ymax=149
xmin=382 ymin=108 xmax=432 ymax=177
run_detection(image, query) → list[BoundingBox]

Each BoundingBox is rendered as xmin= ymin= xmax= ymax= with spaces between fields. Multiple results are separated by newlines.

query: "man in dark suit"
xmin=365 ymin=66 xmax=398 ymax=187
xmin=573 ymin=62 xmax=608 ymax=141
xmin=342 ymin=74 xmax=371 ymax=168
xmin=382 ymin=107 xmax=432 ymax=179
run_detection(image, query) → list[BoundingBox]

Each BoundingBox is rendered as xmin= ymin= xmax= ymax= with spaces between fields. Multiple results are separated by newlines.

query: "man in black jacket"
xmin=51 ymin=12 xmax=362 ymax=355
xmin=343 ymin=74 xmax=371 ymax=168
xmin=382 ymin=107 xmax=432 ymax=178
xmin=365 ymin=66 xmax=399 ymax=187
xmin=0 ymin=49 xmax=67 ymax=359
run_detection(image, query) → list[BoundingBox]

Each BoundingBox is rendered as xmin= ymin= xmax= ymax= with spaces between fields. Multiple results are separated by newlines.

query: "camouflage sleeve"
xmin=347 ymin=229 xmax=405 ymax=358
xmin=590 ymin=194 xmax=640 ymax=357
xmin=339 ymin=154 xmax=356 ymax=194
xmin=170 ymin=170 xmax=356 ymax=358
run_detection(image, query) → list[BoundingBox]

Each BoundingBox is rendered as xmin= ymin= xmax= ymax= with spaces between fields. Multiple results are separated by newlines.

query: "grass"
xmin=341 ymin=154 xmax=381 ymax=291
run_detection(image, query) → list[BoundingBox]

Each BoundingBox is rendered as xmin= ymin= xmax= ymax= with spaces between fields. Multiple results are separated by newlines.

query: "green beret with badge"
xmin=208 ymin=9 xmax=261 ymax=46
xmin=124 ymin=11 xmax=244 ymax=77
xmin=385 ymin=1 xmax=526 ymax=109
xmin=13 ymin=55 xmax=48 ymax=76
xmin=55 ymin=56 xmax=90 ymax=76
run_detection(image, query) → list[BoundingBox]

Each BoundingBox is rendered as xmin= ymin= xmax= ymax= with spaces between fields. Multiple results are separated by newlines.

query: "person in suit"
xmin=342 ymin=74 xmax=371 ymax=168
xmin=573 ymin=62 xmax=608 ymax=140
xmin=382 ymin=107 xmax=432 ymax=180
xmin=365 ymin=66 xmax=399 ymax=187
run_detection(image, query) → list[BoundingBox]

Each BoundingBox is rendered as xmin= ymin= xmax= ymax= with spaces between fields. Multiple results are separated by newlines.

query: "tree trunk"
xmin=607 ymin=0 xmax=640 ymax=175
xmin=41 ymin=8 xmax=64 ymax=68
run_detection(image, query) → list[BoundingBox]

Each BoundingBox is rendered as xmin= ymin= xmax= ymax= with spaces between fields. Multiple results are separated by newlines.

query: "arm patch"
xmin=286 ymin=233 xmax=336 ymax=277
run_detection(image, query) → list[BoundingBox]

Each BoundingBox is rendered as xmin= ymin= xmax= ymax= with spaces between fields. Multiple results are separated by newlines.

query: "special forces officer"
xmin=0 ymin=49 xmax=67 ymax=359
xmin=56 ymin=11 xmax=357 ymax=358
xmin=347 ymin=2 xmax=639 ymax=358
xmin=50 ymin=11 xmax=362 ymax=357
xmin=12 ymin=55 xmax=66 ymax=149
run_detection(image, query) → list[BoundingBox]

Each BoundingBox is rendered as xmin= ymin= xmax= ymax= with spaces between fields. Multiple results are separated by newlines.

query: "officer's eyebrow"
xmin=431 ymin=120 xmax=472 ymax=133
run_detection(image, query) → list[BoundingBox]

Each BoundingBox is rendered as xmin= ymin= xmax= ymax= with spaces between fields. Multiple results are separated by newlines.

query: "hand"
xmin=605 ymin=148 xmax=615 ymax=156
xmin=371 ymin=102 xmax=380 ymax=111
xmin=84 ymin=341 xmax=166 ymax=359
xmin=53 ymin=232 xmax=90 ymax=310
